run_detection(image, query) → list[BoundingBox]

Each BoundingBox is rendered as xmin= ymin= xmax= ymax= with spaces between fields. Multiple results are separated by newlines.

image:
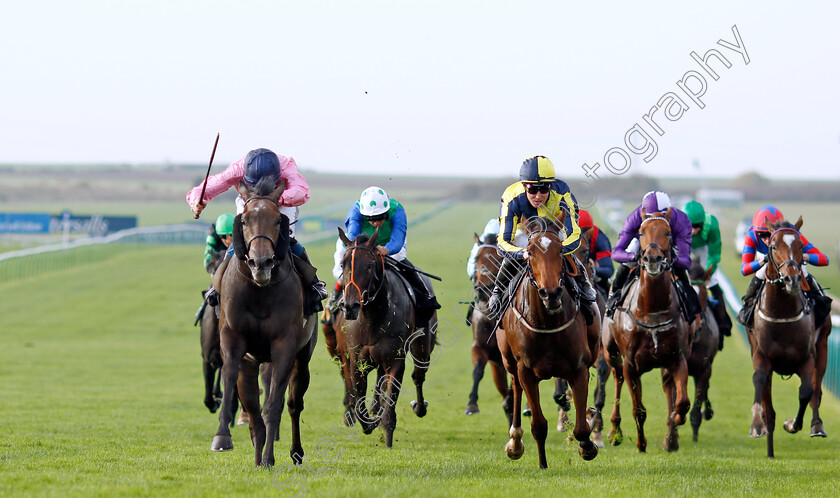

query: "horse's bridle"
xmin=764 ymin=227 xmax=801 ymax=286
xmin=639 ymin=216 xmax=672 ymax=276
xmin=343 ymin=244 xmax=385 ymax=307
xmin=241 ymin=195 xmax=283 ymax=270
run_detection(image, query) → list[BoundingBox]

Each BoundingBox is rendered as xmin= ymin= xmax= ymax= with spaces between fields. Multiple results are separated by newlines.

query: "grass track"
xmin=1 ymin=201 xmax=839 ymax=497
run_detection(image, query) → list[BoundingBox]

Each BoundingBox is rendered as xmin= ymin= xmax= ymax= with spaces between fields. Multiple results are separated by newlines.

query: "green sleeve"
xmin=706 ymin=215 xmax=721 ymax=273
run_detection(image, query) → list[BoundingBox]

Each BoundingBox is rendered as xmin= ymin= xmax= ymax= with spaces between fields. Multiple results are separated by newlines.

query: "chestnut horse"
xmin=210 ymin=177 xmax=318 ymax=467
xmin=747 ymin=217 xmax=828 ymax=458
xmin=497 ymin=216 xmax=600 ymax=469
xmin=687 ymin=258 xmax=719 ymax=442
xmin=465 ymin=233 xmax=513 ymax=424
xmin=603 ymin=208 xmax=694 ymax=452
xmin=335 ymin=227 xmax=436 ymax=447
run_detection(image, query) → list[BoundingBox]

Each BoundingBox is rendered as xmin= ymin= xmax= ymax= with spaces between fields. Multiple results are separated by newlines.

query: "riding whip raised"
xmin=194 ymin=132 xmax=220 ymax=219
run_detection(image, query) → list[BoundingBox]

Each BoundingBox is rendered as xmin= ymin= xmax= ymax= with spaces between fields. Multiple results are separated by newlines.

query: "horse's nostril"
xmin=538 ymin=289 xmax=548 ymax=299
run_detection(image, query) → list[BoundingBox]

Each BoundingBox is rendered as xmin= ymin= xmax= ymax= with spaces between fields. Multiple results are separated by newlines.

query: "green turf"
xmin=1 ymin=202 xmax=839 ymax=497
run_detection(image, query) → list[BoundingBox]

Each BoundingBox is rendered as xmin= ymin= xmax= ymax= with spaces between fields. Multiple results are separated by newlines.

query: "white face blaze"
xmin=783 ymin=234 xmax=796 ymax=248
xmin=539 ymin=236 xmax=551 ymax=251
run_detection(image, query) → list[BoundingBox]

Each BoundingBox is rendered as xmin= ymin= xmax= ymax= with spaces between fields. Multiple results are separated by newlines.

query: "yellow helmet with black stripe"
xmin=519 ymin=156 xmax=555 ymax=183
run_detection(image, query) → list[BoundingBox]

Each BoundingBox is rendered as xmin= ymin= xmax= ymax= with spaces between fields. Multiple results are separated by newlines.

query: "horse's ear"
xmin=274 ymin=214 xmax=290 ymax=260
xmin=640 ymin=207 xmax=648 ymax=219
xmin=338 ymin=227 xmax=352 ymax=247
xmin=232 ymin=214 xmax=248 ymax=260
xmin=763 ymin=216 xmax=773 ymax=233
xmin=269 ymin=180 xmax=286 ymax=203
xmin=237 ymin=180 xmax=251 ymax=200
xmin=369 ymin=226 xmax=379 ymax=247
xmin=474 ymin=232 xmax=480 ymax=243
xmin=794 ymin=216 xmax=803 ymax=231
xmin=704 ymin=266 xmax=714 ymax=282
xmin=664 ymin=207 xmax=672 ymax=222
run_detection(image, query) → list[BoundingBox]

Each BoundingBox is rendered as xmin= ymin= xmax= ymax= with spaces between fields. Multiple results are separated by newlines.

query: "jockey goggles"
xmin=524 ymin=182 xmax=551 ymax=194
xmin=365 ymin=212 xmax=389 ymax=223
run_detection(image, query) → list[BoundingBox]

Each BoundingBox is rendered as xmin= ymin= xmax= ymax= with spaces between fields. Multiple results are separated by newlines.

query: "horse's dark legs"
xmin=260 ymin=364 xmax=282 ymax=441
xmin=204 ymin=361 xmax=221 ymax=413
xmin=349 ymin=363 xmax=377 ymax=434
xmin=409 ymin=323 xmax=434 ymax=418
xmin=466 ymin=347 xmax=488 ymax=415
xmin=505 ymin=372 xmax=525 ymax=460
xmin=810 ymin=324 xmax=829 ymax=437
xmin=286 ymin=339 xmax=313 ymax=465
xmin=517 ymin=365 xmax=548 ymax=469
xmin=570 ymin=366 xmax=598 ymax=461
xmin=237 ymin=360 xmax=266 ymax=466
xmin=381 ymin=361 xmax=406 ymax=448
xmin=762 ymin=374 xmax=776 ymax=458
xmin=750 ymin=364 xmax=770 ymax=438
xmin=592 ymin=352 xmax=610 ymax=445
xmin=553 ymin=378 xmax=570 ymax=432
xmin=690 ymin=368 xmax=711 ymax=442
xmin=783 ymin=357 xmax=815 ymax=435
xmin=624 ymin=361 xmax=647 ymax=453
xmin=606 ymin=350 xmax=625 ymax=446
xmin=262 ymin=342 xmax=298 ymax=468
xmin=212 ymin=328 xmax=245 ymax=453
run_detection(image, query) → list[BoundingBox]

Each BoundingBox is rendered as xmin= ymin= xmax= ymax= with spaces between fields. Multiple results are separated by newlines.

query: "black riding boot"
xmin=293 ymin=246 xmax=327 ymax=315
xmin=709 ymin=284 xmax=732 ymax=337
xmin=805 ymin=273 xmax=833 ymax=329
xmin=674 ymin=267 xmax=702 ymax=322
xmin=487 ymin=257 xmax=524 ymax=319
xmin=737 ymin=276 xmax=763 ymax=325
xmin=397 ymin=259 xmax=440 ymax=329
xmin=605 ymin=263 xmax=631 ymax=318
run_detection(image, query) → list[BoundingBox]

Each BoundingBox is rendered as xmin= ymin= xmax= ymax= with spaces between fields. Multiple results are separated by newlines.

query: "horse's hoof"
xmin=783 ymin=419 xmax=801 ymax=434
xmin=556 ymin=411 xmax=569 ymax=432
xmin=523 ymin=407 xmax=532 ymax=417
xmin=810 ymin=426 xmax=827 ymax=438
xmin=505 ymin=438 xmax=524 ymax=460
xmin=465 ymin=403 xmax=479 ymax=415
xmin=585 ymin=407 xmax=598 ymax=430
xmin=592 ymin=431 xmax=605 ymax=448
xmin=663 ymin=436 xmax=679 ymax=452
xmin=749 ymin=426 xmax=768 ymax=438
xmin=411 ymin=400 xmax=428 ymax=417
xmin=608 ymin=429 xmax=623 ymax=446
xmin=703 ymin=407 xmax=714 ymax=420
xmin=211 ymin=435 xmax=233 ymax=452
xmin=579 ymin=441 xmax=598 ymax=461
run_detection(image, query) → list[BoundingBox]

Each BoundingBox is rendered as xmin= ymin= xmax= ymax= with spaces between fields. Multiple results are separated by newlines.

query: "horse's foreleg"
xmin=204 ymin=361 xmax=221 ymax=413
xmin=661 ymin=368 xmax=678 ymax=451
xmin=212 ymin=328 xmax=245 ymax=453
xmin=263 ymin=344 xmax=297 ymax=468
xmin=784 ymin=356 xmax=815 ymax=435
xmin=671 ymin=357 xmax=690 ymax=427
xmin=505 ymin=372 xmax=525 ymax=461
xmin=489 ymin=361 xmax=512 ymax=425
xmin=517 ymin=366 xmax=548 ymax=469
xmin=409 ymin=325 xmax=433 ymax=418
xmin=810 ymin=325 xmax=829 ymax=437
xmin=237 ymin=360 xmax=265 ymax=466
xmin=750 ymin=357 xmax=770 ymax=438
xmin=762 ymin=374 xmax=776 ymax=458
xmin=570 ymin=366 xmax=598 ymax=461
xmin=593 ymin=352 xmax=610 ymax=434
xmin=465 ymin=346 xmax=487 ymax=415
xmin=607 ymin=352 xmax=625 ymax=447
xmin=285 ymin=341 xmax=313 ymax=466
xmin=349 ymin=363 xmax=376 ymax=434
xmin=381 ymin=361 xmax=407 ymax=448
xmin=690 ymin=369 xmax=711 ymax=443
xmin=624 ymin=362 xmax=647 ymax=453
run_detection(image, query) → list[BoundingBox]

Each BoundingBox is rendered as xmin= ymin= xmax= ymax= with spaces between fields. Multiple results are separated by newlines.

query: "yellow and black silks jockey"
xmin=488 ymin=155 xmax=597 ymax=321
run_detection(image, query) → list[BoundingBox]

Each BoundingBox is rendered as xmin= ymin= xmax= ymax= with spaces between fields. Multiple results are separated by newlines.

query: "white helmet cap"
xmin=359 ymin=186 xmax=391 ymax=216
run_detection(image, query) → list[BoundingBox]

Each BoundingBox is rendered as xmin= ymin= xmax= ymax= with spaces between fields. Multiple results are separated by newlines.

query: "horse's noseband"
xmin=242 ymin=195 xmax=284 ymax=270
xmin=766 ymin=228 xmax=802 ymax=286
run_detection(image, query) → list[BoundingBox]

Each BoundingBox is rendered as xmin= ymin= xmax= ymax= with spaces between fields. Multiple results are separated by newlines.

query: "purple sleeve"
xmin=671 ymin=209 xmax=693 ymax=269
xmin=612 ymin=207 xmax=642 ymax=263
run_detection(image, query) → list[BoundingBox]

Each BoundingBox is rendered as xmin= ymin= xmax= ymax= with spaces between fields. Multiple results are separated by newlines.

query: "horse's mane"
xmin=689 ymin=259 xmax=705 ymax=280
xmin=354 ymin=234 xmax=371 ymax=245
xmin=484 ymin=233 xmax=498 ymax=245
xmin=241 ymin=175 xmax=279 ymax=197
xmin=768 ymin=219 xmax=794 ymax=231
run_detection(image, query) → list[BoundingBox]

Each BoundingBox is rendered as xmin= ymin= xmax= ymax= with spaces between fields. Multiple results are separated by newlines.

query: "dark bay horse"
xmin=210 ymin=177 xmax=318 ymax=467
xmin=335 ymin=227 xmax=436 ymax=447
xmin=687 ymin=259 xmax=719 ymax=442
xmin=465 ymin=233 xmax=513 ymax=424
xmin=602 ymin=208 xmax=695 ymax=452
xmin=747 ymin=217 xmax=826 ymax=458
xmin=497 ymin=217 xmax=600 ymax=469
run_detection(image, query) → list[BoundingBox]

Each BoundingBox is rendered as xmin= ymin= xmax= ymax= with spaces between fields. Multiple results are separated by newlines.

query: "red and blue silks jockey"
xmin=576 ymin=209 xmax=614 ymax=297
xmin=487 ymin=155 xmax=597 ymax=321
xmin=605 ymin=191 xmax=701 ymax=321
xmin=738 ymin=205 xmax=831 ymax=327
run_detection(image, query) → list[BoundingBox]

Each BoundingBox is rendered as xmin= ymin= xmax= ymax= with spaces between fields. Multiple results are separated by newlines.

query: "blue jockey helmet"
xmin=243 ymin=148 xmax=281 ymax=186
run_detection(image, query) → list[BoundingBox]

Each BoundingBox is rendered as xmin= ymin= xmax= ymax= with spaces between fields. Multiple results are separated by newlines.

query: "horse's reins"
xmin=343 ymin=244 xmax=385 ymax=307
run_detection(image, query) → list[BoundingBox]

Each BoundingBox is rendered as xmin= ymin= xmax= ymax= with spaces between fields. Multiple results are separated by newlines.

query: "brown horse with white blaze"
xmin=602 ymin=208 xmax=694 ymax=452
xmin=747 ymin=216 xmax=823 ymax=458
xmin=497 ymin=216 xmax=600 ymax=469
xmin=210 ymin=177 xmax=318 ymax=468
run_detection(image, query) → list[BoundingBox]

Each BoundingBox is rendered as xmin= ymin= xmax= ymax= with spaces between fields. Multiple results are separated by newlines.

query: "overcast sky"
xmin=2 ymin=1 xmax=839 ymax=180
